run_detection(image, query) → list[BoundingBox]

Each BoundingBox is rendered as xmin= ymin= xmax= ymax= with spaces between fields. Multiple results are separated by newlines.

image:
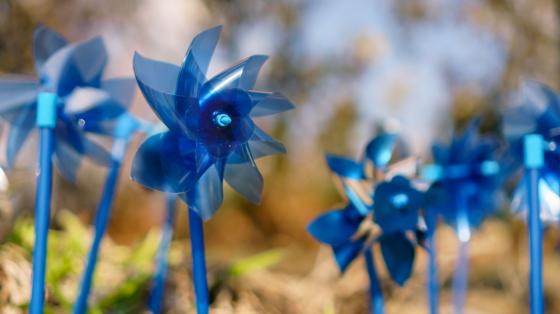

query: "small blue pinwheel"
xmin=308 ymin=133 xmax=425 ymax=313
xmin=130 ymin=26 xmax=294 ymax=314
xmin=131 ymin=26 xmax=294 ymax=219
xmin=423 ymin=119 xmax=502 ymax=314
xmin=0 ymin=25 xmax=136 ymax=181
xmin=504 ymin=80 xmax=560 ymax=224
xmin=425 ymin=119 xmax=502 ymax=238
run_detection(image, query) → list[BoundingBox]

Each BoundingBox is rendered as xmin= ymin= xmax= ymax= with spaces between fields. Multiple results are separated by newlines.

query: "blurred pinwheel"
xmin=131 ymin=25 xmax=294 ymax=220
xmin=503 ymin=80 xmax=560 ymax=224
xmin=423 ymin=119 xmax=502 ymax=314
xmin=502 ymin=80 xmax=560 ymax=314
xmin=130 ymin=26 xmax=293 ymax=314
xmin=0 ymin=25 xmax=136 ymax=181
xmin=425 ymin=119 xmax=502 ymax=239
xmin=308 ymin=133 xmax=425 ymax=313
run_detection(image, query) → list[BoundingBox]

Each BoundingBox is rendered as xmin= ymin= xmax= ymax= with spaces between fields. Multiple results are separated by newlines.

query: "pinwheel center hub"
xmin=213 ymin=111 xmax=232 ymax=127
xmin=390 ymin=193 xmax=409 ymax=209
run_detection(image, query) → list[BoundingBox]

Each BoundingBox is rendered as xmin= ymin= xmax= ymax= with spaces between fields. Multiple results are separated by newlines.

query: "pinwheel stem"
xmin=452 ymin=190 xmax=471 ymax=314
xmin=30 ymin=93 xmax=57 ymax=314
xmin=73 ymin=139 xmax=127 ymax=314
xmin=365 ymin=249 xmax=384 ymax=314
xmin=452 ymin=238 xmax=469 ymax=314
xmin=188 ymin=207 xmax=209 ymax=314
xmin=427 ymin=231 xmax=439 ymax=314
xmin=524 ymin=134 xmax=544 ymax=314
xmin=148 ymin=194 xmax=177 ymax=314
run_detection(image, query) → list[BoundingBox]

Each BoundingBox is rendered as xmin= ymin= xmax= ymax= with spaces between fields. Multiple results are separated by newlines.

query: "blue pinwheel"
xmin=504 ymin=80 xmax=560 ymax=224
xmin=130 ymin=26 xmax=294 ymax=313
xmin=423 ymin=119 xmax=502 ymax=314
xmin=0 ymin=25 xmax=136 ymax=314
xmin=308 ymin=133 xmax=425 ymax=313
xmin=502 ymin=80 xmax=560 ymax=314
xmin=0 ymin=25 xmax=136 ymax=181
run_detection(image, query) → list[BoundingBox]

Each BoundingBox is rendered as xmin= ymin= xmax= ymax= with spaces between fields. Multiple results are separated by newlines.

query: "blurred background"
xmin=1 ymin=0 xmax=560 ymax=313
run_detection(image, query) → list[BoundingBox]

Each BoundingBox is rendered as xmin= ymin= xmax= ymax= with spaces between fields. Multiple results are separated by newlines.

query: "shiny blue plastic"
xmin=309 ymin=133 xmax=424 ymax=288
xmin=131 ymin=26 xmax=294 ymax=219
xmin=424 ymin=119 xmax=502 ymax=314
xmin=73 ymin=114 xmax=144 ymax=314
xmin=0 ymin=25 xmax=135 ymax=182
xmin=30 ymin=120 xmax=55 ymax=314
xmin=148 ymin=194 xmax=177 ymax=314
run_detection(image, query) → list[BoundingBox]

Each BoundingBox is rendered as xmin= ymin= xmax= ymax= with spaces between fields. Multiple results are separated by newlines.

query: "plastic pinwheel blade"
xmin=0 ymin=77 xmax=39 ymax=113
xmin=224 ymin=159 xmax=263 ymax=204
xmin=33 ymin=25 xmax=68 ymax=71
xmin=512 ymin=169 xmax=560 ymax=224
xmin=177 ymin=25 xmax=222 ymax=97
xmin=249 ymin=91 xmax=295 ymax=117
xmin=325 ymin=154 xmax=365 ymax=179
xmin=379 ymin=233 xmax=415 ymax=286
xmin=131 ymin=132 xmax=199 ymax=193
xmin=182 ymin=160 xmax=225 ymax=220
xmin=307 ymin=209 xmax=361 ymax=246
xmin=365 ymin=133 xmax=397 ymax=169
xmin=332 ymin=236 xmax=367 ymax=273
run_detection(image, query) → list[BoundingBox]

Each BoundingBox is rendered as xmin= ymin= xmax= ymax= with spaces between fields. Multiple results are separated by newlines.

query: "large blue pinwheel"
xmin=130 ymin=26 xmax=293 ymax=314
xmin=309 ymin=133 xmax=425 ymax=314
xmin=0 ymin=25 xmax=135 ymax=181
xmin=502 ymin=80 xmax=560 ymax=314
xmin=424 ymin=119 xmax=502 ymax=314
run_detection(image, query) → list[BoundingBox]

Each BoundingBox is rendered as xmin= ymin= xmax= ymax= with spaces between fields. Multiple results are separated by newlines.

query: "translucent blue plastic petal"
xmin=307 ymin=209 xmax=361 ymax=246
xmin=183 ymin=159 xmax=226 ymax=220
xmin=512 ymin=169 xmax=560 ymax=224
xmin=224 ymin=160 xmax=263 ymax=204
xmin=72 ymin=103 xmax=126 ymax=135
xmin=70 ymin=36 xmax=107 ymax=86
xmin=224 ymin=144 xmax=263 ymax=203
xmin=131 ymin=132 xmax=198 ymax=193
xmin=6 ymin=107 xmax=35 ymax=169
xmin=53 ymin=140 xmax=81 ymax=182
xmin=0 ymin=78 xmax=39 ymax=113
xmin=40 ymin=36 xmax=107 ymax=96
xmin=365 ymin=133 xmax=397 ymax=169
xmin=332 ymin=236 xmax=367 ymax=273
xmin=33 ymin=25 xmax=67 ymax=71
xmin=82 ymin=137 xmax=112 ymax=167
xmin=101 ymin=78 xmax=137 ymax=108
xmin=133 ymin=52 xmax=181 ymax=96
xmin=325 ymin=154 xmax=365 ymax=179
xmin=379 ymin=233 xmax=415 ymax=286
xmin=133 ymin=53 xmax=193 ymax=134
xmin=177 ymin=26 xmax=222 ymax=97
xmin=249 ymin=91 xmax=295 ymax=117
xmin=199 ymin=55 xmax=268 ymax=104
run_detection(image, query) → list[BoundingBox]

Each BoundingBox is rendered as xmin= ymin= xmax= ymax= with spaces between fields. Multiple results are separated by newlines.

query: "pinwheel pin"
xmin=423 ymin=119 xmax=502 ymax=314
xmin=0 ymin=25 xmax=135 ymax=313
xmin=309 ymin=133 xmax=426 ymax=314
xmin=502 ymin=80 xmax=560 ymax=314
xmin=130 ymin=26 xmax=294 ymax=313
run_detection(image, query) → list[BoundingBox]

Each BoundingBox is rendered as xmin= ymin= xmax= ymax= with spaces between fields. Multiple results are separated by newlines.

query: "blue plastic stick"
xmin=452 ymin=190 xmax=471 ymax=314
xmin=364 ymin=249 xmax=384 ymax=314
xmin=30 ymin=92 xmax=57 ymax=314
xmin=72 ymin=140 xmax=126 ymax=314
xmin=428 ymin=231 xmax=439 ymax=314
xmin=148 ymin=193 xmax=177 ymax=314
xmin=524 ymin=134 xmax=544 ymax=314
xmin=188 ymin=205 xmax=209 ymax=314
